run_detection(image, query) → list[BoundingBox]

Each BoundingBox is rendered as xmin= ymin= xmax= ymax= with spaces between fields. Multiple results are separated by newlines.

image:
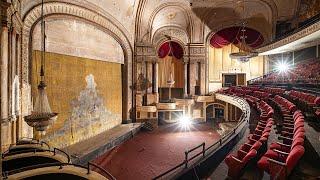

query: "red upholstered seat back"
xmin=242 ymin=149 xmax=257 ymax=163
xmin=251 ymin=141 xmax=262 ymax=150
xmin=286 ymin=145 xmax=305 ymax=173
xmin=315 ymin=97 xmax=320 ymax=105
xmin=291 ymin=138 xmax=304 ymax=150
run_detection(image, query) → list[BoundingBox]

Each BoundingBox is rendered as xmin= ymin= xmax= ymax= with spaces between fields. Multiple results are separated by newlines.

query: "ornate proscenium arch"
xmin=22 ymin=2 xmax=133 ymax=120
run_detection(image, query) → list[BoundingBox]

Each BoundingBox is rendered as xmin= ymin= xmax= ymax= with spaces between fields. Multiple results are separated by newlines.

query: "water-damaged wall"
xmin=32 ymin=51 xmax=122 ymax=148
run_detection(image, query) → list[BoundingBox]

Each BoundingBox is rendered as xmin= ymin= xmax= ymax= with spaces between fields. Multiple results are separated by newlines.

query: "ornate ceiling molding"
xmin=21 ymin=1 xmax=134 ymax=118
xmin=152 ymin=26 xmax=190 ymax=47
xmin=146 ymin=2 xmax=193 ymax=44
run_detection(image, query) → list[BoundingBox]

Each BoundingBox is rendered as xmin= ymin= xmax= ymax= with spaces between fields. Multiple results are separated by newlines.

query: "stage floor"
xmin=93 ymin=122 xmax=221 ymax=179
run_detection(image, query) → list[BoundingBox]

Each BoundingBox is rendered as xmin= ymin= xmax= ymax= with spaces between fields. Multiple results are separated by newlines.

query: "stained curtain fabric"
xmin=158 ymin=56 xmax=184 ymax=88
xmin=158 ymin=41 xmax=183 ymax=59
xmin=210 ymin=26 xmax=264 ymax=49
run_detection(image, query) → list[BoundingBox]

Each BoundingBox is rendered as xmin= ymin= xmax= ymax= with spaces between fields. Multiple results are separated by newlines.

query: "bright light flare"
xmin=178 ymin=115 xmax=192 ymax=129
xmin=275 ymin=61 xmax=290 ymax=74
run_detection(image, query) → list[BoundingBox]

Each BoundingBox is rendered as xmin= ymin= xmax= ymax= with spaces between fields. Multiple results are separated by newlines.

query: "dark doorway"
xmin=223 ymin=75 xmax=237 ymax=87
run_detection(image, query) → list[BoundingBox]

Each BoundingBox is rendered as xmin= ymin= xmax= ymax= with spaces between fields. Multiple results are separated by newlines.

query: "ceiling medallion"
xmin=167 ymin=12 xmax=176 ymax=20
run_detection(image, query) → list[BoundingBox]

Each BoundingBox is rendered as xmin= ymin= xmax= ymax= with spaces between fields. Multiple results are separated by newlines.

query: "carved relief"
xmin=152 ymin=26 xmax=189 ymax=46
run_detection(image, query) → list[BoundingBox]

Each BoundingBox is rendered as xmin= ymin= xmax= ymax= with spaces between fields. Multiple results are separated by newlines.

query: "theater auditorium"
xmin=1 ymin=0 xmax=320 ymax=179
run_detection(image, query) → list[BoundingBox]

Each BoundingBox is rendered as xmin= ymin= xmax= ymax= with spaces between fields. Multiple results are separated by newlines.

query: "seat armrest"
xmin=284 ymin=116 xmax=293 ymax=120
xmin=276 ymin=142 xmax=291 ymax=148
xmin=282 ymin=126 xmax=294 ymax=131
xmin=267 ymin=158 xmax=286 ymax=166
xmin=231 ymin=156 xmax=242 ymax=163
xmin=273 ymin=149 xmax=289 ymax=156
xmin=282 ymin=123 xmax=294 ymax=127
xmin=281 ymin=131 xmax=294 ymax=136
xmin=279 ymin=136 xmax=293 ymax=141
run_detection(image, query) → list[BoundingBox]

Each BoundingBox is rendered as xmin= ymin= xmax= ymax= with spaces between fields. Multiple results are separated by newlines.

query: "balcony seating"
xmin=264 ymin=87 xmax=286 ymax=95
xmin=253 ymin=91 xmax=271 ymax=101
xmin=250 ymin=58 xmax=320 ymax=85
xmin=257 ymin=145 xmax=305 ymax=179
xmin=273 ymin=95 xmax=297 ymax=115
xmin=225 ymin=93 xmax=274 ymax=178
xmin=225 ymin=149 xmax=258 ymax=178
xmin=288 ymin=90 xmax=320 ymax=107
xmin=257 ymin=95 xmax=305 ymax=179
xmin=244 ymin=95 xmax=260 ymax=107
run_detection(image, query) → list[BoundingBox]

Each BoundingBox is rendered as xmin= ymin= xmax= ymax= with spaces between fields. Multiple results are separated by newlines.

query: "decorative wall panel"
xmin=32 ymin=51 xmax=122 ymax=148
xmin=208 ymin=44 xmax=264 ymax=92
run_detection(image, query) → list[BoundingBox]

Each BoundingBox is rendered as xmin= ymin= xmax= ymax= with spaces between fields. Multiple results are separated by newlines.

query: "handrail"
xmin=88 ymin=162 xmax=116 ymax=180
xmin=4 ymin=138 xmax=51 ymax=151
xmin=2 ymin=162 xmax=115 ymax=179
xmin=54 ymin=148 xmax=71 ymax=163
xmin=2 ymin=147 xmax=70 ymax=164
xmin=153 ymin=94 xmax=250 ymax=179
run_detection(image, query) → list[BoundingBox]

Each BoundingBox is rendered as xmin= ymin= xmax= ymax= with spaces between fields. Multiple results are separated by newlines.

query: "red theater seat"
xmin=257 ymin=145 xmax=305 ymax=179
xmin=225 ymin=149 xmax=257 ymax=178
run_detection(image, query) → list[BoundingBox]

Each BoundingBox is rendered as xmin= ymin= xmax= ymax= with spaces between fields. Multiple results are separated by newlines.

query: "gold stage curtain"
xmin=158 ymin=56 xmax=184 ymax=88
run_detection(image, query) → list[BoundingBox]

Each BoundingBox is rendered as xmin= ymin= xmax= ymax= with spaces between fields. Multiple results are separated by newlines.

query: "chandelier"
xmin=24 ymin=0 xmax=58 ymax=134
xmin=229 ymin=0 xmax=257 ymax=63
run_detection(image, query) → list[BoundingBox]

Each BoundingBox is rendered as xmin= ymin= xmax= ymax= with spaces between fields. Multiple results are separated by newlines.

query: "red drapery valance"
xmin=158 ymin=41 xmax=183 ymax=59
xmin=210 ymin=26 xmax=264 ymax=49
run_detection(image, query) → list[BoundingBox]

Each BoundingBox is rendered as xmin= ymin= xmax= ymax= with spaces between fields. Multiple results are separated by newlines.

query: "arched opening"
xmin=30 ymin=17 xmax=126 ymax=148
xmin=157 ymin=41 xmax=184 ymax=101
xmin=206 ymin=103 xmax=225 ymax=129
xmin=207 ymin=27 xmax=265 ymax=92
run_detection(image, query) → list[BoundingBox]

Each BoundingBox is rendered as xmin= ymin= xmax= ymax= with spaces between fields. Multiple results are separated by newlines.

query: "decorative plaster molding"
xmin=256 ymin=21 xmax=320 ymax=53
xmin=152 ymin=26 xmax=189 ymax=47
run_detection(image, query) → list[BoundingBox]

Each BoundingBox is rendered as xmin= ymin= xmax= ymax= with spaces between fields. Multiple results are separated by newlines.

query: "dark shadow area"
xmin=3 ymin=156 xmax=61 ymax=172
xmin=24 ymin=173 xmax=87 ymax=180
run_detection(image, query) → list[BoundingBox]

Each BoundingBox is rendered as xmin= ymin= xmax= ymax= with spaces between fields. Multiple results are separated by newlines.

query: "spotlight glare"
xmin=275 ymin=61 xmax=290 ymax=73
xmin=179 ymin=115 xmax=192 ymax=128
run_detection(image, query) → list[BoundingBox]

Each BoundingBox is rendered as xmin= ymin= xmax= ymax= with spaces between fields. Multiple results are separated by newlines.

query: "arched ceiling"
xmin=152 ymin=6 xmax=189 ymax=35
xmin=134 ymin=0 xmax=299 ymax=45
xmin=21 ymin=0 xmax=300 ymax=45
xmin=21 ymin=0 xmax=139 ymax=42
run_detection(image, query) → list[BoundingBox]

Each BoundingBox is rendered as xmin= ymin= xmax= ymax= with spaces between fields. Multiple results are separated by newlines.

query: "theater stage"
xmin=93 ymin=122 xmax=221 ymax=180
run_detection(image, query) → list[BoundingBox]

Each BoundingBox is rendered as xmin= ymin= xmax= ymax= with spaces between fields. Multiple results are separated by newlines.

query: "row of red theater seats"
xmin=273 ymin=95 xmax=297 ymax=114
xmin=225 ymin=98 xmax=274 ymax=178
xmin=257 ymin=96 xmax=305 ymax=179
xmin=263 ymin=87 xmax=286 ymax=95
xmin=251 ymin=59 xmax=320 ymax=84
xmin=288 ymin=90 xmax=320 ymax=107
xmin=244 ymin=95 xmax=260 ymax=107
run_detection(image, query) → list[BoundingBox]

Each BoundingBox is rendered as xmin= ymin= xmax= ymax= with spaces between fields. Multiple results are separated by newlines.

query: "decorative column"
xmin=11 ymin=29 xmax=17 ymax=143
xmin=184 ymin=61 xmax=188 ymax=97
xmin=1 ymin=2 xmax=10 ymax=176
xmin=200 ymin=62 xmax=205 ymax=95
xmin=147 ymin=61 xmax=152 ymax=94
xmin=1 ymin=26 xmax=9 ymax=122
xmin=153 ymin=61 xmax=158 ymax=93
xmin=189 ymin=62 xmax=197 ymax=95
